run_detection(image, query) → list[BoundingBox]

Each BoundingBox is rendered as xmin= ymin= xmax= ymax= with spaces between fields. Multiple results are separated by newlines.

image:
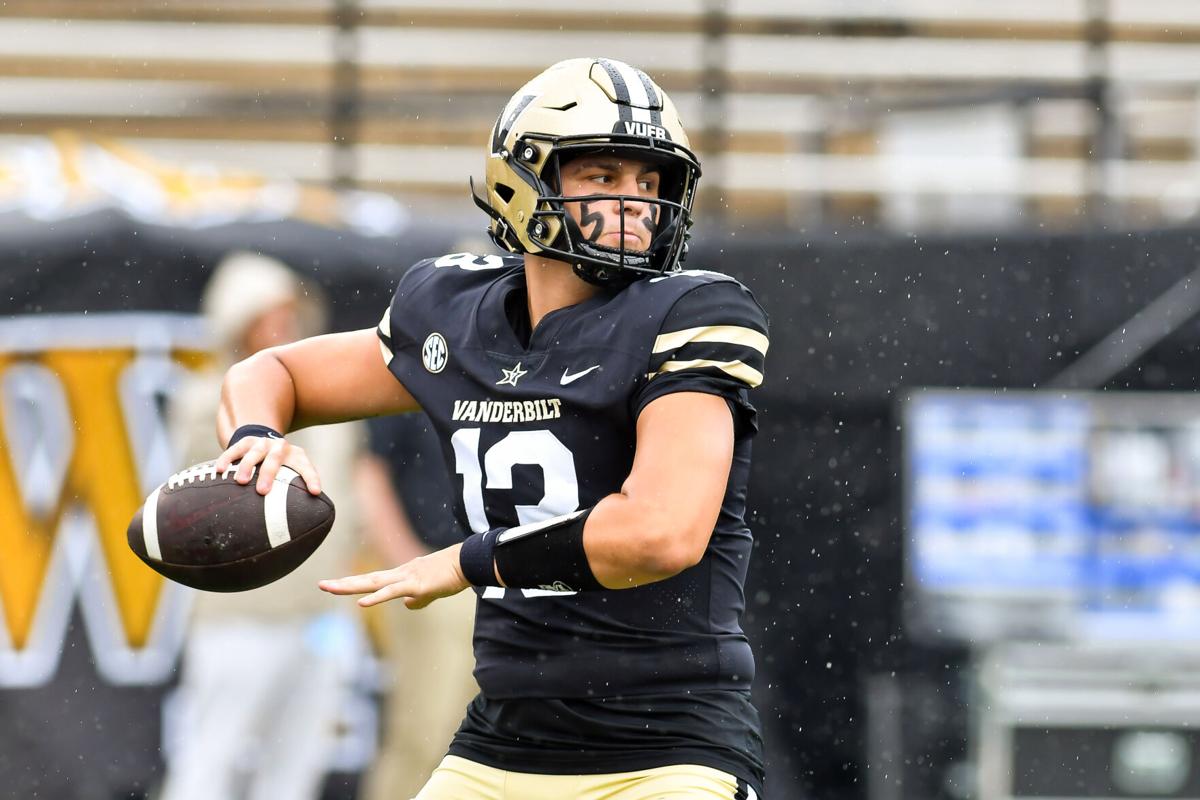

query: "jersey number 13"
xmin=450 ymin=428 xmax=580 ymax=598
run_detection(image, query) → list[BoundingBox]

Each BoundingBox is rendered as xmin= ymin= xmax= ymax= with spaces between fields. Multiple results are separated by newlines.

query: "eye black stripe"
xmin=597 ymin=59 xmax=633 ymax=122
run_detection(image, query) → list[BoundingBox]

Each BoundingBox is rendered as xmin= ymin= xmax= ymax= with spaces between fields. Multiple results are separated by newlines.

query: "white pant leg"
xmin=246 ymin=631 xmax=344 ymax=800
xmin=161 ymin=620 xmax=338 ymax=800
xmin=160 ymin=622 xmax=287 ymax=800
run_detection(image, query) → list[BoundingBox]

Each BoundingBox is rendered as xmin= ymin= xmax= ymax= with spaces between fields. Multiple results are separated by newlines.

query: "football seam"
xmin=161 ymin=482 xmax=334 ymax=510
xmin=162 ymin=471 xmax=328 ymax=492
xmin=137 ymin=476 xmax=333 ymax=565
xmin=142 ymin=516 xmax=334 ymax=567
xmin=291 ymin=482 xmax=335 ymax=511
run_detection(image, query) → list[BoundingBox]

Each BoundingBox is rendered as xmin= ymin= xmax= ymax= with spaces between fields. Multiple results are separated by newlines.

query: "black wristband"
xmin=459 ymin=529 xmax=501 ymax=587
xmin=227 ymin=424 xmax=284 ymax=448
xmin=494 ymin=508 xmax=603 ymax=592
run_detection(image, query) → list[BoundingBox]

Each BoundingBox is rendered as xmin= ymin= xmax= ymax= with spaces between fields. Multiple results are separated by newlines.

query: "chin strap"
xmin=574 ymin=237 xmax=652 ymax=270
xmin=556 ymin=211 xmax=653 ymax=286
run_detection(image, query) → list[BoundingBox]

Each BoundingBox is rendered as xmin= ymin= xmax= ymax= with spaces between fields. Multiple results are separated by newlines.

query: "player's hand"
xmin=213 ymin=435 xmax=322 ymax=497
xmin=319 ymin=544 xmax=469 ymax=610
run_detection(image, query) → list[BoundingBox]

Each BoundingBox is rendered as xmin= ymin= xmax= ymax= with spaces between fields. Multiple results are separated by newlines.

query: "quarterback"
xmin=215 ymin=57 xmax=769 ymax=799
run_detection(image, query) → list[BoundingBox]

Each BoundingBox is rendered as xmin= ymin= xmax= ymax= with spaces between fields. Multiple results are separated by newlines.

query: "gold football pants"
xmin=414 ymin=755 xmax=759 ymax=800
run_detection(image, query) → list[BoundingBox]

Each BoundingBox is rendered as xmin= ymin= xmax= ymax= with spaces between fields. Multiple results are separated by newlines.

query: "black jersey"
xmin=377 ymin=252 xmax=769 ymax=789
xmin=378 ymin=251 xmax=768 ymax=698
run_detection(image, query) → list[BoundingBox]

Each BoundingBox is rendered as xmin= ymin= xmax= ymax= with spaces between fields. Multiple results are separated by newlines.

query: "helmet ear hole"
xmin=494 ymin=183 xmax=515 ymax=204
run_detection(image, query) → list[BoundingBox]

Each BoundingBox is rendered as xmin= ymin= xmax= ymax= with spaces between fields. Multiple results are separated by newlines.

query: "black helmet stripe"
xmin=493 ymin=93 xmax=537 ymax=153
xmin=631 ymin=67 xmax=663 ymax=127
xmin=601 ymin=59 xmax=660 ymax=126
xmin=597 ymin=59 xmax=633 ymax=123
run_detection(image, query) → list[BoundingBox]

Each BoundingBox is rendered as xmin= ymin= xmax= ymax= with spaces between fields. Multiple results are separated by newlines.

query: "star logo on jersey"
xmin=496 ymin=362 xmax=527 ymax=387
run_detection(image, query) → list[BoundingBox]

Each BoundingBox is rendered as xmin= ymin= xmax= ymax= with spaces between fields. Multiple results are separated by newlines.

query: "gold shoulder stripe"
xmin=647 ymin=359 xmax=764 ymax=388
xmin=653 ymin=325 xmax=769 ymax=356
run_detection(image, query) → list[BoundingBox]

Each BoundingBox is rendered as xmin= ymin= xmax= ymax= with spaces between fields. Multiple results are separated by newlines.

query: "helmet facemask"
xmin=532 ymin=142 xmax=697 ymax=287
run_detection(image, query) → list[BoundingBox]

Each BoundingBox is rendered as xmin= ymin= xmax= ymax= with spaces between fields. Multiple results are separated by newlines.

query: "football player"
xmin=214 ymin=57 xmax=769 ymax=799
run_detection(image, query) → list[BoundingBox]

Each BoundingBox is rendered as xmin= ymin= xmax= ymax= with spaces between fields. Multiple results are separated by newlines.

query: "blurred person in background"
xmin=356 ymin=413 xmax=478 ymax=800
xmin=161 ymin=251 xmax=366 ymax=800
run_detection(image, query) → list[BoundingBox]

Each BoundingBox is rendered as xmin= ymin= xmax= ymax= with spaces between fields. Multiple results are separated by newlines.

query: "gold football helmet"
xmin=471 ymin=58 xmax=701 ymax=286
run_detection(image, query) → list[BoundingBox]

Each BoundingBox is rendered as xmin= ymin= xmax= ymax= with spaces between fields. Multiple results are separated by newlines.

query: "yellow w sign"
xmin=0 ymin=313 xmax=208 ymax=687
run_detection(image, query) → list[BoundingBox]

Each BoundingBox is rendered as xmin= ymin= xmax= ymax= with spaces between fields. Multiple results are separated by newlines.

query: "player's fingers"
xmin=256 ymin=440 xmax=288 ymax=495
xmin=358 ymin=582 xmax=413 ymax=608
xmin=287 ymin=450 xmax=323 ymax=496
xmin=319 ymin=569 xmax=399 ymax=595
xmin=317 ymin=575 xmax=379 ymax=595
xmin=213 ymin=437 xmax=254 ymax=472
xmin=234 ymin=439 xmax=269 ymax=484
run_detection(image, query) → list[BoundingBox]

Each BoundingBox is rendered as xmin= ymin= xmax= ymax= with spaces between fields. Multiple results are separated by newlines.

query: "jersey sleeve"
xmin=376 ymin=304 xmax=397 ymax=367
xmin=632 ymin=279 xmax=769 ymax=434
xmin=376 ymin=257 xmax=435 ymax=369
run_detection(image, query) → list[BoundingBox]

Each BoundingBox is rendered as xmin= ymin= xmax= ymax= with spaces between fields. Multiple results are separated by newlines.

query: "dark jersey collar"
xmin=477 ymin=266 xmax=617 ymax=356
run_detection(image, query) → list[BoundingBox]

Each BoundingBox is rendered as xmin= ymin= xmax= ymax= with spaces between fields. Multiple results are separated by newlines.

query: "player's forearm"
xmin=470 ymin=494 xmax=713 ymax=593
xmin=583 ymin=490 xmax=713 ymax=589
xmin=216 ymin=349 xmax=298 ymax=446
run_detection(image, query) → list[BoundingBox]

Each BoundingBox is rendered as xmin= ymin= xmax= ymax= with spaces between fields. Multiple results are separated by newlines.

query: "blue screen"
xmin=907 ymin=391 xmax=1200 ymax=641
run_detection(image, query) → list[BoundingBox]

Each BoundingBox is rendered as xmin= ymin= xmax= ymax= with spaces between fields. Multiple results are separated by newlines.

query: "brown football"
xmin=127 ymin=460 xmax=335 ymax=592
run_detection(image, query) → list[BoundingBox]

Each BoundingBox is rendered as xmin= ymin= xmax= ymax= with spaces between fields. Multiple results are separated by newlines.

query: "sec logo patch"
xmin=422 ymin=332 xmax=448 ymax=373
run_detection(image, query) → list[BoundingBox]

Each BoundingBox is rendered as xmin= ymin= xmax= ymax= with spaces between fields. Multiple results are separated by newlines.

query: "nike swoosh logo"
xmin=560 ymin=365 xmax=601 ymax=385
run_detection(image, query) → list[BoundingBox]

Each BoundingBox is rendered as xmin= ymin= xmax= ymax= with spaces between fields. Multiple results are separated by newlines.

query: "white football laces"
xmin=166 ymin=461 xmax=252 ymax=490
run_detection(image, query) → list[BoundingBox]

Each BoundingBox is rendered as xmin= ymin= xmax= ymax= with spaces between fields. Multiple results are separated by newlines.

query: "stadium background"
xmin=4 ymin=2 xmax=1200 ymax=799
